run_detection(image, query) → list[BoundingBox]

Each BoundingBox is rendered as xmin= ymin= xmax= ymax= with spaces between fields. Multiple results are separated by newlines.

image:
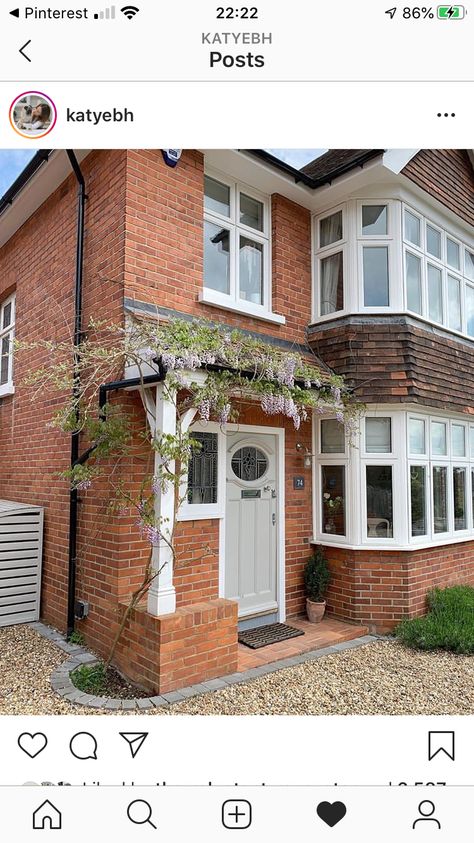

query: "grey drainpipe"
xmin=66 ymin=150 xmax=87 ymax=638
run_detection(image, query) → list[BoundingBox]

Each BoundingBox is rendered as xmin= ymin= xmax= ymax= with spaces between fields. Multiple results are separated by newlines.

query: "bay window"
xmin=315 ymin=411 xmax=474 ymax=548
xmin=0 ymin=294 xmax=15 ymax=396
xmin=202 ymin=171 xmax=271 ymax=318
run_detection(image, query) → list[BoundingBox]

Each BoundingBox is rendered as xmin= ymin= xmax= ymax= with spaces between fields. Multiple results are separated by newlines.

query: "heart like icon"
xmin=18 ymin=732 xmax=48 ymax=758
xmin=317 ymin=801 xmax=347 ymax=827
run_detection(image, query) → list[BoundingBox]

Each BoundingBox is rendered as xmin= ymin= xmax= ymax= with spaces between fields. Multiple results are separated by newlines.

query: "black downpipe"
xmin=67 ymin=151 xmax=86 ymax=638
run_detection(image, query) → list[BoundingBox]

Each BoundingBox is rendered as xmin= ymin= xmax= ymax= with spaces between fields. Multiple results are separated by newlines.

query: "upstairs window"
xmin=203 ymin=172 xmax=270 ymax=316
xmin=316 ymin=207 xmax=346 ymax=317
xmin=0 ymin=294 xmax=15 ymax=396
xmin=403 ymin=204 xmax=473 ymax=338
xmin=360 ymin=203 xmax=391 ymax=308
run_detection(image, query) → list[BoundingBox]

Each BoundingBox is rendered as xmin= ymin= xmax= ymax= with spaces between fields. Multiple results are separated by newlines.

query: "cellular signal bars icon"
xmin=94 ymin=5 xmax=116 ymax=18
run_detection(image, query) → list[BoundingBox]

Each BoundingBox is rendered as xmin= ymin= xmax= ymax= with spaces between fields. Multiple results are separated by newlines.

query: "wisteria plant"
xmin=18 ymin=316 xmax=360 ymax=661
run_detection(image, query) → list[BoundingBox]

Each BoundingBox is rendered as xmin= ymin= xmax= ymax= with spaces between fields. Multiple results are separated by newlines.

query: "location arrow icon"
xmin=385 ymin=7 xmax=397 ymax=18
xmin=119 ymin=732 xmax=149 ymax=759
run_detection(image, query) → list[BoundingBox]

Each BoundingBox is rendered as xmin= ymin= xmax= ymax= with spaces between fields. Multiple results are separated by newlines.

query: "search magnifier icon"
xmin=127 ymin=799 xmax=157 ymax=830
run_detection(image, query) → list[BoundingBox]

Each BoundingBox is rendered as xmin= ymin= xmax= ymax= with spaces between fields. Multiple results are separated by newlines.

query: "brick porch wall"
xmin=318 ymin=541 xmax=474 ymax=632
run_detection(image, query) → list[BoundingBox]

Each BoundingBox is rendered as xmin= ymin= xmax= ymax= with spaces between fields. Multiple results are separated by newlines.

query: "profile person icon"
xmin=412 ymin=800 xmax=441 ymax=829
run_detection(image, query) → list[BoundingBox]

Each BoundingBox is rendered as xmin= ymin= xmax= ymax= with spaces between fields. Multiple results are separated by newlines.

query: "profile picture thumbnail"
xmin=9 ymin=91 xmax=57 ymax=139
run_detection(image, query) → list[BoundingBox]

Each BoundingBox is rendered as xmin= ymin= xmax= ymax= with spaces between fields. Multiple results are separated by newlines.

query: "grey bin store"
xmin=0 ymin=500 xmax=44 ymax=627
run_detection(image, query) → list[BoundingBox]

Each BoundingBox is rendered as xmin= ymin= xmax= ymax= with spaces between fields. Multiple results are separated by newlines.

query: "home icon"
xmin=32 ymin=799 xmax=62 ymax=830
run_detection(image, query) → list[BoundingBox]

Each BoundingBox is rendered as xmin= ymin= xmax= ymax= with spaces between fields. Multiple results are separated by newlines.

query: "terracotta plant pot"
xmin=306 ymin=598 xmax=326 ymax=623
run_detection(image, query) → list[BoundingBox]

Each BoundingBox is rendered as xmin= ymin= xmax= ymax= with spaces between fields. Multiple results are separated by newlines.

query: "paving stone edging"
xmin=31 ymin=621 xmax=381 ymax=711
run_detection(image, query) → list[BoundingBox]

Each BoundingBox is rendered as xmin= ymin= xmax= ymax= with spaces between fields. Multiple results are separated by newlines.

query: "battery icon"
xmin=437 ymin=5 xmax=465 ymax=17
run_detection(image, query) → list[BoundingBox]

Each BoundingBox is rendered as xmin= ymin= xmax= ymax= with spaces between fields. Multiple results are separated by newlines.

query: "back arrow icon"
xmin=19 ymin=39 xmax=31 ymax=61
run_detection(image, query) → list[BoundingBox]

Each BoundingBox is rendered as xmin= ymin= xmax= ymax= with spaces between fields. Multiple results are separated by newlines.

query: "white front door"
xmin=225 ymin=433 xmax=278 ymax=618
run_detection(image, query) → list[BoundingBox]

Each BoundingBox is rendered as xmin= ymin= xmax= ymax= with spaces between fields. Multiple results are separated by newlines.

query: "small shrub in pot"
xmin=304 ymin=548 xmax=331 ymax=623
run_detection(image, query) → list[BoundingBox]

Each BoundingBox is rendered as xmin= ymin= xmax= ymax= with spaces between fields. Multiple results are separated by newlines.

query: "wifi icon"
xmin=121 ymin=4 xmax=139 ymax=17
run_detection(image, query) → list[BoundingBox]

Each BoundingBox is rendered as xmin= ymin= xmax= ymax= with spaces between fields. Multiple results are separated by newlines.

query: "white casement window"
xmin=358 ymin=201 xmax=394 ymax=310
xmin=200 ymin=170 xmax=281 ymax=323
xmin=178 ymin=423 xmax=226 ymax=521
xmin=0 ymin=294 xmax=15 ymax=396
xmin=315 ymin=207 xmax=347 ymax=318
xmin=408 ymin=414 xmax=472 ymax=542
xmin=314 ymin=409 xmax=474 ymax=550
xmin=402 ymin=204 xmax=474 ymax=338
xmin=317 ymin=418 xmax=348 ymax=538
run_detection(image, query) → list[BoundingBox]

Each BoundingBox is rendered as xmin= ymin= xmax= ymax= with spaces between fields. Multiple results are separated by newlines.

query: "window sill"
xmin=199 ymin=290 xmax=286 ymax=325
xmin=0 ymin=385 xmax=14 ymax=398
xmin=177 ymin=509 xmax=224 ymax=522
xmin=311 ymin=533 xmax=474 ymax=552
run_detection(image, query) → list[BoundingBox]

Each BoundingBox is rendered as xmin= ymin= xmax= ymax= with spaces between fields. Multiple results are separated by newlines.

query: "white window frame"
xmin=402 ymin=203 xmax=474 ymax=340
xmin=408 ymin=462 xmax=430 ymax=543
xmin=0 ymin=293 xmax=15 ymax=397
xmin=177 ymin=421 xmax=226 ymax=521
xmin=200 ymin=168 xmax=281 ymax=323
xmin=358 ymin=200 xmax=392 ymax=240
xmin=313 ymin=203 xmax=348 ymax=321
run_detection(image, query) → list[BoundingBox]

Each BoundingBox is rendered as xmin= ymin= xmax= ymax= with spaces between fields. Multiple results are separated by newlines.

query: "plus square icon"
xmin=222 ymin=800 xmax=252 ymax=829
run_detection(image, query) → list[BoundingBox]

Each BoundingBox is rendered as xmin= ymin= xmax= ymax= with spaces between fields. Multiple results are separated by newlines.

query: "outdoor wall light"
xmin=296 ymin=442 xmax=314 ymax=468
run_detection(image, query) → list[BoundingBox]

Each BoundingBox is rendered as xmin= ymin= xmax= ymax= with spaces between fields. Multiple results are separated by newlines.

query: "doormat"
xmin=238 ymin=622 xmax=305 ymax=649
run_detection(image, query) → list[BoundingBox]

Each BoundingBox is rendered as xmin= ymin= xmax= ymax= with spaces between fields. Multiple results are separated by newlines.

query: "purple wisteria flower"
xmin=76 ymin=478 xmax=92 ymax=491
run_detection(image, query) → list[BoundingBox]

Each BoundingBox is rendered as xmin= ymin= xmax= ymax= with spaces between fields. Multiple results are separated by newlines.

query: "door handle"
xmin=272 ymin=513 xmax=276 ymax=526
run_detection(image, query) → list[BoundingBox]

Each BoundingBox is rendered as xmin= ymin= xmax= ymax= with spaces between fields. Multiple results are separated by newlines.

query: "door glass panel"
xmin=232 ymin=447 xmax=268 ymax=482
xmin=433 ymin=466 xmax=448 ymax=533
xmin=428 ymin=264 xmax=443 ymax=323
xmin=204 ymin=220 xmax=230 ymax=294
xmin=410 ymin=465 xmax=427 ymax=537
xmin=363 ymin=246 xmax=389 ymax=307
xmin=321 ymin=465 xmax=345 ymax=536
xmin=320 ymin=252 xmax=343 ymax=315
xmin=366 ymin=465 xmax=393 ymax=538
xmin=453 ymin=467 xmax=467 ymax=531
xmin=187 ymin=432 xmax=218 ymax=504
xmin=406 ymin=252 xmax=422 ymax=314
xmin=320 ymin=210 xmax=343 ymax=247
xmin=362 ymin=205 xmax=387 ymax=236
xmin=239 ymin=236 xmax=263 ymax=304
xmin=204 ymin=176 xmax=230 ymax=217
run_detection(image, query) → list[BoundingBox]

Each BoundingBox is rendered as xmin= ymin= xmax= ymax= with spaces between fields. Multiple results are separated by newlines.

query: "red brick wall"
xmin=124 ymin=149 xmax=312 ymax=345
xmin=0 ymin=150 xmax=127 ymax=632
xmin=319 ymin=541 xmax=474 ymax=632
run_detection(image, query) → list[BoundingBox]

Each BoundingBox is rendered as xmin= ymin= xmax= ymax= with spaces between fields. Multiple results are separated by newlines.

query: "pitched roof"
xmin=301 ymin=149 xmax=384 ymax=184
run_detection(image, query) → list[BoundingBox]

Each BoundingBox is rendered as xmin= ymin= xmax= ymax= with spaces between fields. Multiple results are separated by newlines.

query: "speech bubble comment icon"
xmin=69 ymin=732 xmax=98 ymax=761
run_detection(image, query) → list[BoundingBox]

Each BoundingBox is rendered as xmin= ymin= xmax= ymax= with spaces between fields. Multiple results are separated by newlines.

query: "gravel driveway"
xmin=1 ymin=625 xmax=473 ymax=715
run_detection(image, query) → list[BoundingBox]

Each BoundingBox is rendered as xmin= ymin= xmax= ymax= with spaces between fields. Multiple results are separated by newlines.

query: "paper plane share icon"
xmin=119 ymin=732 xmax=149 ymax=759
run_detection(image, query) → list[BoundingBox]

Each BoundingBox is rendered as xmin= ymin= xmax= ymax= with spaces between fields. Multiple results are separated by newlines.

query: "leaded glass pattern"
xmin=231 ymin=446 xmax=268 ymax=482
xmin=187 ymin=432 xmax=218 ymax=504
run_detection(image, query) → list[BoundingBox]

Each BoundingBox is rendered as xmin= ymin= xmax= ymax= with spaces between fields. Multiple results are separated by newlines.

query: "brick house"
xmin=0 ymin=148 xmax=473 ymax=693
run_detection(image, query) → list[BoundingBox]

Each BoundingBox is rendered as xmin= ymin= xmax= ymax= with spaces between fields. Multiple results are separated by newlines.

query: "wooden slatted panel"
xmin=0 ymin=503 xmax=43 ymax=627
